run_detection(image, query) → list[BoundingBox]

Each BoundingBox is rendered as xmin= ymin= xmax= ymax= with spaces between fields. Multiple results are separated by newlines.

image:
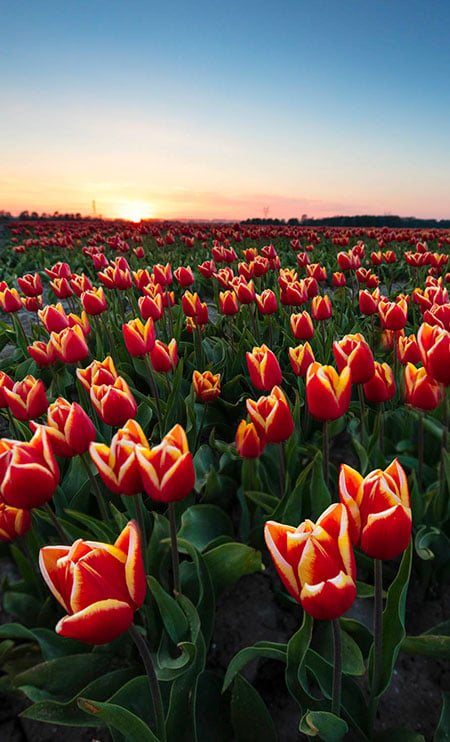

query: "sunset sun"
xmin=117 ymin=200 xmax=154 ymax=222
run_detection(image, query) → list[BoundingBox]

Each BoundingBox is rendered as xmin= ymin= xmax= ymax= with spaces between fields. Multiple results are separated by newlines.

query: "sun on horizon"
xmin=116 ymin=200 xmax=155 ymax=222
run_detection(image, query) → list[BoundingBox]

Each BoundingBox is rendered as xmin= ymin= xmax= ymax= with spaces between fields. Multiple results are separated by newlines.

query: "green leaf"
xmin=374 ymin=731 xmax=425 ymax=742
xmin=286 ymin=611 xmax=318 ymax=710
xmin=310 ymin=451 xmax=331 ymax=521
xmin=313 ymin=623 xmax=365 ymax=677
xmin=401 ymin=634 xmax=450 ymax=659
xmin=230 ymin=674 xmax=277 ymax=742
xmin=147 ymin=575 xmax=189 ymax=644
xmin=371 ymin=542 xmax=413 ymax=699
xmin=243 ymin=490 xmax=279 ymax=514
xmin=155 ymin=639 xmax=196 ymax=681
xmin=175 ymin=538 xmax=215 ymax=646
xmin=352 ymin=437 xmax=369 ymax=475
xmin=77 ymin=698 xmax=159 ymax=742
xmin=16 ymin=652 xmax=117 ymax=697
xmin=193 ymin=444 xmax=216 ymax=492
xmin=434 ymin=692 xmax=450 ymax=742
xmin=20 ymin=668 xmax=135 ymax=726
xmin=223 ymin=641 xmax=287 ymax=692
xmin=202 ymin=542 xmax=262 ymax=596
xmin=299 ymin=710 xmax=348 ymax=740
xmin=64 ymin=509 xmax=115 ymax=542
xmin=194 ymin=670 xmax=234 ymax=742
xmin=177 ymin=504 xmax=233 ymax=552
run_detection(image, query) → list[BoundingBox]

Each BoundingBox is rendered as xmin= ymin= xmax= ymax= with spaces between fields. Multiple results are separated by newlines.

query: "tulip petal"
xmin=360 ymin=505 xmax=412 ymax=560
xmin=300 ymin=571 xmax=357 ymax=620
xmin=39 ymin=545 xmax=72 ymax=613
xmin=55 ymin=599 xmax=134 ymax=644
xmin=264 ymin=521 xmax=300 ymax=601
xmin=115 ymin=522 xmax=146 ymax=609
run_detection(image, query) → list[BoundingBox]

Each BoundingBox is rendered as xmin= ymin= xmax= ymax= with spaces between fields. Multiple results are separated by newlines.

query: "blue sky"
xmin=2 ymin=0 xmax=450 ymax=219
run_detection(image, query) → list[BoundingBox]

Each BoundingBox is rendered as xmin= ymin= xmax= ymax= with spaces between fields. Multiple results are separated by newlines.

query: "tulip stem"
xmin=135 ymin=494 xmax=147 ymax=568
xmin=80 ymin=453 xmax=109 ymax=522
xmin=194 ymin=402 xmax=208 ymax=453
xmin=168 ymin=502 xmax=180 ymax=595
xmin=370 ymin=558 xmax=383 ymax=731
xmin=43 ymin=502 xmax=71 ymax=544
xmin=357 ymin=384 xmax=366 ymax=444
xmin=417 ymin=411 xmax=424 ymax=492
xmin=331 ymin=618 xmax=342 ymax=717
xmin=144 ymin=354 xmax=164 ymax=437
xmin=277 ymin=441 xmax=286 ymax=498
xmin=129 ymin=624 xmax=166 ymax=742
xmin=322 ymin=419 xmax=329 ymax=488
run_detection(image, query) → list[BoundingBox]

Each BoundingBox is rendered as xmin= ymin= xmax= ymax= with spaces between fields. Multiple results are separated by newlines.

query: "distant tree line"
xmin=243 ymin=214 xmax=450 ymax=228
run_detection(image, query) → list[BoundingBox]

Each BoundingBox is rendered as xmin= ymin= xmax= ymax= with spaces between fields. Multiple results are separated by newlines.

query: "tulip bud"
xmin=235 ymin=420 xmax=266 ymax=458
xmin=246 ymin=386 xmax=294 ymax=443
xmin=136 ymin=424 xmax=195 ymax=503
xmin=192 ymin=370 xmax=221 ymax=402
xmin=306 ymin=363 xmax=351 ymax=420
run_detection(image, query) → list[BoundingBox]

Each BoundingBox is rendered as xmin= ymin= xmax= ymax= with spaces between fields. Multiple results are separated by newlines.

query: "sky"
xmin=2 ymin=0 xmax=450 ymax=221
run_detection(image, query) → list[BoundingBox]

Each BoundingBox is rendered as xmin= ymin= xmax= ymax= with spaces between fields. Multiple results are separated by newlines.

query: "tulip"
xmin=89 ymin=420 xmax=149 ymax=495
xmin=136 ymin=424 xmax=195 ymax=503
xmin=50 ymin=325 xmax=90 ymax=364
xmin=417 ymin=322 xmax=450 ymax=385
xmin=0 ymin=287 xmax=23 ymax=313
xmin=246 ymin=344 xmax=282 ymax=391
xmin=397 ymin=334 xmax=421 ymax=365
xmin=339 ymin=459 xmax=411 ymax=560
xmin=252 ymin=256 xmax=269 ymax=277
xmin=149 ymin=339 xmax=177 ymax=373
xmin=359 ymin=288 xmax=380 ymax=316
xmin=3 ymin=375 xmax=48 ymax=421
xmin=306 ymin=363 xmax=351 ymax=420
xmin=198 ymin=259 xmax=216 ymax=279
xmin=311 ymin=295 xmax=332 ymax=321
xmin=38 ymin=303 xmax=70 ymax=333
xmin=153 ymin=263 xmax=173 ymax=286
xmin=30 ymin=398 xmax=96 ymax=458
xmin=289 ymin=342 xmax=315 ymax=377
xmin=290 ymin=311 xmax=314 ymax=340
xmin=255 ymin=289 xmax=277 ymax=315
xmin=39 ymin=521 xmax=146 ymax=644
xmin=219 ymin=290 xmax=239 ymax=315
xmin=81 ymin=287 xmax=107 ymax=315
xmin=423 ymin=303 xmax=450 ymax=331
xmin=235 ymin=419 xmax=266 ymax=458
xmin=264 ymin=504 xmax=356 ymax=620
xmin=403 ymin=363 xmax=443 ymax=411
xmin=22 ymin=295 xmax=43 ymax=313
xmin=77 ymin=356 xmax=118 ymax=391
xmin=284 ymin=280 xmax=308 ymax=306
xmin=71 ymin=273 xmax=93 ymax=297
xmin=363 ymin=362 xmax=396 ymax=403
xmin=44 ymin=262 xmax=72 ymax=280
xmin=18 ymin=273 xmax=43 ymax=297
xmin=0 ymin=372 xmax=14 ymax=408
xmin=139 ymin=292 xmax=164 ymax=322
xmin=90 ymin=377 xmax=138 ymax=427
xmin=332 ymin=272 xmax=346 ymax=287
xmin=132 ymin=269 xmax=152 ymax=292
xmin=307 ymin=263 xmax=327 ymax=282
xmin=238 ymin=261 xmax=255 ymax=281
xmin=174 ymin=266 xmax=195 ymax=287
xmin=246 ymin=386 xmax=294 ymax=443
xmin=333 ymin=333 xmax=375 ymax=385
xmin=50 ymin=277 xmax=74 ymax=300
xmin=181 ymin=290 xmax=202 ymax=317
xmin=123 ymin=317 xmax=155 ymax=357
xmin=0 ymin=428 xmax=59 ymax=509
xmin=378 ymin=299 xmax=408 ymax=331
xmin=0 ymin=501 xmax=31 ymax=542
xmin=192 ymin=370 xmax=221 ymax=402
xmin=27 ymin=339 xmax=57 ymax=367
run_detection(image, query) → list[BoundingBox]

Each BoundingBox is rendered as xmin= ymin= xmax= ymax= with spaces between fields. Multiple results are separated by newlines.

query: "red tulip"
xmin=403 ymin=363 xmax=443 ymax=411
xmin=192 ymin=370 xmax=221 ymax=402
xmin=39 ymin=521 xmax=146 ymax=644
xmin=246 ymin=344 xmax=282 ymax=391
xmin=235 ymin=420 xmax=266 ymax=458
xmin=123 ymin=317 xmax=155 ymax=356
xmin=289 ymin=342 xmax=315 ymax=377
xmin=333 ymin=333 xmax=375 ymax=385
xmin=30 ymin=398 xmax=96 ymax=458
xmin=339 ymin=459 xmax=411 ymax=560
xmin=246 ymin=386 xmax=294 ymax=443
xmin=149 ymin=339 xmax=177 ymax=373
xmin=417 ymin=322 xmax=450 ymax=385
xmin=3 ymin=375 xmax=48 ymax=421
xmin=264 ymin=504 xmax=356 ymax=619
xmin=363 ymin=362 xmax=396 ymax=403
xmin=306 ymin=363 xmax=351 ymax=420
xmin=90 ymin=377 xmax=138 ymax=427
xmin=89 ymin=419 xmax=149 ymax=495
xmin=136 ymin=424 xmax=195 ymax=503
xmin=0 ymin=501 xmax=31 ymax=542
xmin=0 ymin=428 xmax=59 ymax=509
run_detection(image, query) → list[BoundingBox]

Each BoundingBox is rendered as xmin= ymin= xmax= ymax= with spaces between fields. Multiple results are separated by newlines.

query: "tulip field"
xmin=0 ymin=218 xmax=449 ymax=741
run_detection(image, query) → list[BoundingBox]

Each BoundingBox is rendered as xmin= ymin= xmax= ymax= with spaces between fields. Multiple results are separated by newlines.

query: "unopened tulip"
xmin=255 ymin=289 xmax=277 ymax=315
xmin=81 ymin=287 xmax=107 ymax=315
xmin=246 ymin=386 xmax=294 ymax=443
xmin=76 ymin=356 xmax=118 ymax=392
xmin=290 ymin=311 xmax=314 ymax=340
xmin=339 ymin=459 xmax=411 ymax=560
xmin=0 ymin=428 xmax=59 ymax=509
xmin=3 ymin=375 xmax=48 ymax=421
xmin=246 ymin=345 xmax=282 ymax=391
xmin=149 ymin=339 xmax=177 ymax=373
xmin=289 ymin=342 xmax=315 ymax=377
xmin=403 ymin=363 xmax=443 ymax=411
xmin=219 ymin=290 xmax=239 ymax=315
xmin=38 ymin=303 xmax=70 ymax=333
xmin=311 ymin=295 xmax=332 ymax=321
xmin=417 ymin=322 xmax=450 ymax=385
xmin=123 ymin=317 xmax=155 ymax=356
xmin=333 ymin=333 xmax=375 ymax=385
xmin=174 ymin=266 xmax=195 ymax=287
xmin=397 ymin=334 xmax=421 ymax=365
xmin=0 ymin=501 xmax=31 ymax=542
xmin=378 ymin=299 xmax=408 ymax=331
xmin=30 ymin=398 xmax=96 ymax=458
xmin=89 ymin=420 xmax=148 ymax=495
xmin=306 ymin=363 xmax=351 ymax=420
xmin=50 ymin=325 xmax=90 ymax=364
xmin=235 ymin=420 xmax=266 ymax=458
xmin=0 ymin=287 xmax=23 ymax=313
xmin=181 ymin=290 xmax=202 ymax=317
xmin=18 ymin=273 xmax=43 ymax=297
xmin=265 ymin=504 xmax=356 ymax=620
xmin=90 ymin=377 xmax=138 ymax=427
xmin=39 ymin=521 xmax=146 ymax=644
xmin=363 ymin=362 xmax=396 ymax=403
xmin=136 ymin=424 xmax=195 ymax=503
